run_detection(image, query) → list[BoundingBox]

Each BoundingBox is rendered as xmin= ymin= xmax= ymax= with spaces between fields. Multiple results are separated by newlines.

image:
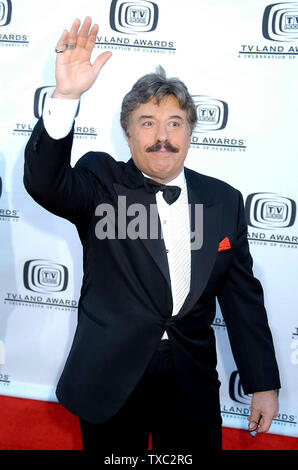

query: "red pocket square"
xmin=218 ymin=237 xmax=231 ymax=252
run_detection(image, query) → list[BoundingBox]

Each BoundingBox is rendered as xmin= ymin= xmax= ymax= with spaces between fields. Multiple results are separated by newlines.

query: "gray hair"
xmin=120 ymin=66 xmax=197 ymax=136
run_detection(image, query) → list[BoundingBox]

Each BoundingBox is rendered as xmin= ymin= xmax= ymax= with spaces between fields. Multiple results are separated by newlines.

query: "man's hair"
xmin=120 ymin=66 xmax=197 ymax=136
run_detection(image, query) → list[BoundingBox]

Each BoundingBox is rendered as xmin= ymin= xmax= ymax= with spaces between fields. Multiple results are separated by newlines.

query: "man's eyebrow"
xmin=137 ymin=114 xmax=185 ymax=121
xmin=168 ymin=115 xmax=185 ymax=121
xmin=137 ymin=115 xmax=154 ymax=121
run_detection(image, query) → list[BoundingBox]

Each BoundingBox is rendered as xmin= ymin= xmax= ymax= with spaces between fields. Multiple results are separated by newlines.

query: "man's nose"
xmin=155 ymin=123 xmax=168 ymax=141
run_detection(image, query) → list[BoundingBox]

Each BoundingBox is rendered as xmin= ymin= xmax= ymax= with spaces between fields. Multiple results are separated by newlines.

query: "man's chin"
xmin=146 ymin=166 xmax=181 ymax=183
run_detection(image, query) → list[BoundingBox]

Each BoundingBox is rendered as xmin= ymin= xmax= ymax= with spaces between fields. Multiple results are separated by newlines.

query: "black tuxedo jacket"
xmin=24 ymin=118 xmax=280 ymax=425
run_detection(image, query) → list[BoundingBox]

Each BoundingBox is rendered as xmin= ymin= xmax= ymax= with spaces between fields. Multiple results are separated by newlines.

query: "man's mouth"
xmin=146 ymin=141 xmax=179 ymax=153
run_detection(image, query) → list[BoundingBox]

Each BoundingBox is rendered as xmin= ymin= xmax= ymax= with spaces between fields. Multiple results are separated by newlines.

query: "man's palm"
xmin=54 ymin=17 xmax=112 ymax=99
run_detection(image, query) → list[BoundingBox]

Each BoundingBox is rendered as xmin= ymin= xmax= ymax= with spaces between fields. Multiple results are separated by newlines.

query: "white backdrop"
xmin=0 ymin=0 xmax=297 ymax=437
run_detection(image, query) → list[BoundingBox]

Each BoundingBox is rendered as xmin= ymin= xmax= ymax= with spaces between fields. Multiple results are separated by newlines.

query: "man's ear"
xmin=125 ymin=131 xmax=131 ymax=146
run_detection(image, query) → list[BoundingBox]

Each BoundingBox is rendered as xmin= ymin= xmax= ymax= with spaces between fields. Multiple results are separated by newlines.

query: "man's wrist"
xmin=253 ymin=389 xmax=279 ymax=395
xmin=52 ymin=89 xmax=81 ymax=100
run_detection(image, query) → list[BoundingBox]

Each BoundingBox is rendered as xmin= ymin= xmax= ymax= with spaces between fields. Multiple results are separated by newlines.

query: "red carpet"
xmin=0 ymin=395 xmax=297 ymax=451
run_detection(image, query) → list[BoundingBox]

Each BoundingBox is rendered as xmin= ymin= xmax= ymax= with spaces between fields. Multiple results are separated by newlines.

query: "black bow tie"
xmin=144 ymin=177 xmax=181 ymax=205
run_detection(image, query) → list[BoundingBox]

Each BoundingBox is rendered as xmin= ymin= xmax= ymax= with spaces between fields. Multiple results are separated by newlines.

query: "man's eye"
xmin=169 ymin=121 xmax=180 ymax=127
xmin=143 ymin=121 xmax=153 ymax=127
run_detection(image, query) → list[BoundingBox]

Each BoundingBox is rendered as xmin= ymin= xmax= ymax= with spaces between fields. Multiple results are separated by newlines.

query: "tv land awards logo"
xmin=193 ymin=96 xmax=228 ymax=132
xmin=245 ymin=193 xmax=298 ymax=248
xmin=239 ymin=2 xmax=298 ymax=60
xmin=4 ymin=260 xmax=77 ymax=311
xmin=190 ymin=96 xmax=246 ymax=152
xmin=263 ymin=2 xmax=298 ymax=41
xmin=245 ymin=193 xmax=296 ymax=229
xmin=13 ymin=87 xmax=96 ymax=140
xmin=23 ymin=260 xmax=68 ymax=293
xmin=96 ymin=0 xmax=175 ymax=54
xmin=110 ymin=0 xmax=158 ymax=34
xmin=0 ymin=0 xmax=29 ymax=48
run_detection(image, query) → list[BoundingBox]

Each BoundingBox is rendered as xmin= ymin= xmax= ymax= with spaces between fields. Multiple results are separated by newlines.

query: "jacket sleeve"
xmin=217 ymin=190 xmax=281 ymax=394
xmin=23 ymin=118 xmax=100 ymax=225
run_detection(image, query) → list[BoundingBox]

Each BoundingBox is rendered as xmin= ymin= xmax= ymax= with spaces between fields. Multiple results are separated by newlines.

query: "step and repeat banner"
xmin=0 ymin=0 xmax=297 ymax=437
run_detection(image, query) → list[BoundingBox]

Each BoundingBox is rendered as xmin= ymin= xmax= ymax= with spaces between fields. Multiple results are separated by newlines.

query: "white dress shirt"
xmin=153 ymin=173 xmax=191 ymax=339
xmin=42 ymin=94 xmax=191 ymax=340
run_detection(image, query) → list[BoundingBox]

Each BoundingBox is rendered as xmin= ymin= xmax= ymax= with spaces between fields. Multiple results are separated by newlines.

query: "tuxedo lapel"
xmin=113 ymin=159 xmax=171 ymax=292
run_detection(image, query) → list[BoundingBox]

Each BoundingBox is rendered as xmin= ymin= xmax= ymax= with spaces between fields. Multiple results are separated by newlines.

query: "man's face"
xmin=126 ymin=95 xmax=191 ymax=184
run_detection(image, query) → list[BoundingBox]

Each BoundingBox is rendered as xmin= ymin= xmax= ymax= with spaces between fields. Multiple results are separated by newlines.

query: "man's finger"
xmin=258 ymin=411 xmax=277 ymax=433
xmin=85 ymin=23 xmax=99 ymax=53
xmin=92 ymin=51 xmax=113 ymax=77
xmin=68 ymin=18 xmax=81 ymax=46
xmin=56 ymin=29 xmax=69 ymax=51
xmin=257 ymin=415 xmax=272 ymax=433
xmin=76 ymin=16 xmax=92 ymax=48
xmin=248 ymin=407 xmax=261 ymax=431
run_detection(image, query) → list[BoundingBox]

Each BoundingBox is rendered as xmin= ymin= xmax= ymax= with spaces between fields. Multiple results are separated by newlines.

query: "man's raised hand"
xmin=53 ymin=17 xmax=112 ymax=100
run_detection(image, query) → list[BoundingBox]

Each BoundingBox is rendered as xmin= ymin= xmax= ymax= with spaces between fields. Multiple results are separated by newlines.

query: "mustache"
xmin=146 ymin=140 xmax=179 ymax=153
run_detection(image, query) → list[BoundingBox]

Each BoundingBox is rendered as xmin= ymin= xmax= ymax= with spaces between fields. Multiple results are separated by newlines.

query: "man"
xmin=24 ymin=18 xmax=280 ymax=455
